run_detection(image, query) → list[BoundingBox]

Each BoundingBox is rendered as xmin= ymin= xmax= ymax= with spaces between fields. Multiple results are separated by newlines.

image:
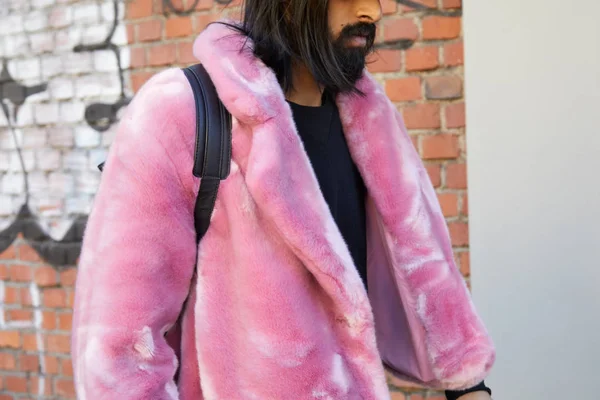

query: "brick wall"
xmin=0 ymin=0 xmax=467 ymax=398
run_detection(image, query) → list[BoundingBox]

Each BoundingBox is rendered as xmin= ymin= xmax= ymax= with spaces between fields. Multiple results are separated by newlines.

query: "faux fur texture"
xmin=71 ymin=21 xmax=495 ymax=400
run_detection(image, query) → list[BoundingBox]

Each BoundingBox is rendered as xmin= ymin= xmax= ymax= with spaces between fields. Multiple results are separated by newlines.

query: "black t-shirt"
xmin=286 ymin=91 xmax=491 ymax=400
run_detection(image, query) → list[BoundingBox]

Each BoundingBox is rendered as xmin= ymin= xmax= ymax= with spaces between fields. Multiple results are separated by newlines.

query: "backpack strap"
xmin=182 ymin=64 xmax=232 ymax=243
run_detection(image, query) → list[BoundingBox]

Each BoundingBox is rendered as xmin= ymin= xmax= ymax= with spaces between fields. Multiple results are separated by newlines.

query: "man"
xmin=71 ymin=0 xmax=495 ymax=399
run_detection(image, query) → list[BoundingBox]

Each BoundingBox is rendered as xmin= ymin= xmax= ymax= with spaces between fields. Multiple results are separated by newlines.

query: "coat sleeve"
xmin=71 ymin=68 xmax=199 ymax=400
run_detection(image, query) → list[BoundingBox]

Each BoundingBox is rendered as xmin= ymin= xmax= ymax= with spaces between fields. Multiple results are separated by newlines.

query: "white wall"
xmin=463 ymin=1 xmax=600 ymax=398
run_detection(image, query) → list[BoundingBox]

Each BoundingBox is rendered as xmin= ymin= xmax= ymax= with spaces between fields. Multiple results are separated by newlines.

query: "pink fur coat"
xmin=71 ymin=22 xmax=495 ymax=399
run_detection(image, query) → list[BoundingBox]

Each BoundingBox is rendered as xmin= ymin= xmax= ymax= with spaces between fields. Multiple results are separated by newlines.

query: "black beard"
xmin=330 ymin=22 xmax=377 ymax=89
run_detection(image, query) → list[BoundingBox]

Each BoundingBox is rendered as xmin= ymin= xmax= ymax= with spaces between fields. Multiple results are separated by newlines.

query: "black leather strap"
xmin=182 ymin=64 xmax=232 ymax=243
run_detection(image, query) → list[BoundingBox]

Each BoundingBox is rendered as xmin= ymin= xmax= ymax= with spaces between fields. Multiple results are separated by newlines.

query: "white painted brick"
xmin=60 ymin=101 xmax=86 ymax=124
xmin=101 ymin=125 xmax=116 ymax=147
xmin=0 ymin=15 xmax=24 ymax=35
xmin=75 ymin=125 xmax=101 ymax=148
xmin=120 ymin=47 xmax=130 ymax=69
xmin=94 ymin=50 xmax=119 ymax=72
xmin=63 ymin=52 xmax=92 ymax=75
xmin=49 ymin=77 xmax=75 ymax=100
xmin=28 ymin=171 xmax=49 ymax=194
xmin=0 ymin=151 xmax=9 ymax=171
xmin=31 ymin=0 xmax=55 ymax=9
xmin=66 ymin=195 xmax=91 ymax=215
xmin=48 ymin=171 xmax=74 ymax=194
xmin=76 ymin=171 xmax=100 ymax=194
xmin=33 ymin=103 xmax=60 ymax=125
xmin=30 ymin=31 xmax=55 ymax=54
xmin=100 ymin=73 xmax=122 ymax=97
xmin=24 ymin=10 xmax=48 ymax=32
xmin=41 ymin=55 xmax=63 ymax=79
xmin=12 ymin=59 xmax=41 ymax=81
xmin=82 ymin=24 xmax=110 ymax=45
xmin=0 ymin=37 xmax=5 ymax=58
xmin=48 ymin=6 xmax=72 ymax=29
xmin=14 ymin=103 xmax=34 ymax=127
xmin=74 ymin=75 xmax=103 ymax=98
xmin=63 ymin=150 xmax=88 ymax=171
xmin=89 ymin=148 xmax=108 ymax=171
xmin=54 ymin=26 xmax=82 ymax=52
xmin=9 ymin=150 xmax=35 ymax=172
xmin=21 ymin=127 xmax=47 ymax=149
xmin=0 ymin=195 xmax=13 ymax=216
xmin=2 ymin=173 xmax=24 ymax=194
xmin=0 ymin=128 xmax=21 ymax=150
xmin=4 ymin=34 xmax=30 ymax=57
xmin=47 ymin=126 xmax=74 ymax=148
xmin=32 ymin=196 xmax=63 ymax=218
xmin=37 ymin=148 xmax=62 ymax=171
xmin=112 ymin=24 xmax=128 ymax=46
xmin=101 ymin=1 xmax=125 ymax=23
xmin=72 ymin=3 xmax=99 ymax=25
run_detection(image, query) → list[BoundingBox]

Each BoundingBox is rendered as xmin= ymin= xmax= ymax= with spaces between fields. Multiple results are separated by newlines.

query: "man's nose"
xmin=356 ymin=0 xmax=383 ymax=24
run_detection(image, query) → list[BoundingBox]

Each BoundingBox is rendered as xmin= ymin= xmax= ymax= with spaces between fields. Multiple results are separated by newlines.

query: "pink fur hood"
xmin=71 ymin=21 xmax=495 ymax=399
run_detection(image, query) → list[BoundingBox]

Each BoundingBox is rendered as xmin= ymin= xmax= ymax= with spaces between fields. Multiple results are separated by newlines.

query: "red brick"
xmin=422 ymin=16 xmax=461 ymax=40
xmin=448 ymin=222 xmax=469 ymax=246
xmin=126 ymin=24 xmax=135 ymax=43
xmin=58 ymin=313 xmax=73 ymax=331
xmin=437 ymin=193 xmax=458 ymax=217
xmin=402 ymin=103 xmax=440 ymax=129
xmin=0 ymin=245 xmax=16 ymax=259
xmin=400 ymin=0 xmax=436 ymax=11
xmin=43 ymin=288 xmax=67 ymax=308
xmin=381 ymin=0 xmax=398 ymax=15
xmin=446 ymin=163 xmax=467 ymax=189
xmin=149 ymin=43 xmax=177 ymax=66
xmin=442 ymin=0 xmax=462 ymax=8
xmin=166 ymin=16 xmax=193 ymax=38
xmin=0 ymin=264 xmax=7 ymax=279
xmin=391 ymin=392 xmax=407 ymax=400
xmin=405 ymin=46 xmax=439 ymax=72
xmin=30 ymin=376 xmax=52 ymax=396
xmin=459 ymin=251 xmax=470 ymax=276
xmin=47 ymin=334 xmax=71 ymax=354
xmin=409 ymin=395 xmax=425 ymax=400
xmin=20 ymin=287 xmax=32 ymax=306
xmin=55 ymin=378 xmax=76 ymax=397
xmin=130 ymin=47 xmax=146 ymax=68
xmin=5 ymin=375 xmax=28 ymax=392
xmin=195 ymin=14 xmax=219 ymax=33
xmin=421 ymin=134 xmax=459 ymax=159
xmin=127 ymin=0 xmax=153 ymax=19
xmin=0 ymin=331 xmax=20 ymax=349
xmin=35 ymin=265 xmax=58 ymax=287
xmin=0 ymin=353 xmax=17 ymax=370
xmin=425 ymin=164 xmax=441 ymax=187
xmin=444 ymin=40 xmax=464 ymax=66
xmin=7 ymin=309 xmax=33 ymax=322
xmin=22 ymin=334 xmax=38 ymax=351
xmin=383 ymin=17 xmax=419 ymax=42
xmin=386 ymin=77 xmax=421 ymax=102
xmin=445 ymin=102 xmax=465 ymax=128
xmin=195 ymin=0 xmax=214 ymax=11
xmin=61 ymin=358 xmax=74 ymax=376
xmin=67 ymin=290 xmax=75 ymax=307
xmin=18 ymin=244 xmax=41 ymax=262
xmin=60 ymin=268 xmax=77 ymax=287
xmin=461 ymin=193 xmax=469 ymax=215
xmin=137 ymin=20 xmax=163 ymax=42
xmin=165 ymin=0 xmax=212 ymax=13
xmin=177 ymin=41 xmax=197 ymax=64
xmin=410 ymin=135 xmax=419 ymax=151
xmin=19 ymin=354 xmax=39 ymax=372
xmin=42 ymin=311 xmax=57 ymax=330
xmin=367 ymin=49 xmax=402 ymax=73
xmin=44 ymin=356 xmax=59 ymax=374
xmin=10 ymin=264 xmax=32 ymax=282
xmin=425 ymin=75 xmax=462 ymax=100
xmin=4 ymin=286 xmax=19 ymax=304
xmin=131 ymin=71 xmax=154 ymax=93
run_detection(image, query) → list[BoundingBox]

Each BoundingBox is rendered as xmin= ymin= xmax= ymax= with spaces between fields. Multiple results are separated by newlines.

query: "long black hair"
xmin=213 ymin=0 xmax=377 ymax=96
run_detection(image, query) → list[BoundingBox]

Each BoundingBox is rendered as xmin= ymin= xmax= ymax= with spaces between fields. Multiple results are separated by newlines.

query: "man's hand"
xmin=455 ymin=391 xmax=492 ymax=400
